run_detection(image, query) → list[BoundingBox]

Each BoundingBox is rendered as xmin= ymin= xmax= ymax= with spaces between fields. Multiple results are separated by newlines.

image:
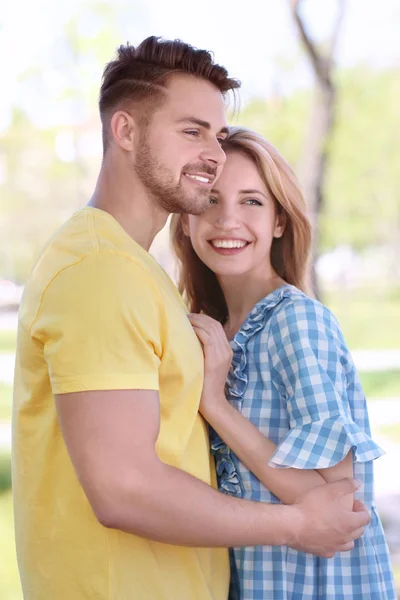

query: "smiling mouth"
xmin=184 ymin=173 xmax=214 ymax=185
xmin=209 ymin=239 xmax=250 ymax=249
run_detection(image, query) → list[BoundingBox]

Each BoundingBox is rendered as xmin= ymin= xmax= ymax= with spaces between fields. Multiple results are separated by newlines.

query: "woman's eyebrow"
xmin=239 ymin=188 xmax=268 ymax=199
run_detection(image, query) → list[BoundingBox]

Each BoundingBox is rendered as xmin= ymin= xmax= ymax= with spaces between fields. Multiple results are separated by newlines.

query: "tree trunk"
xmin=299 ymin=81 xmax=336 ymax=298
xmin=290 ymin=0 xmax=345 ymax=299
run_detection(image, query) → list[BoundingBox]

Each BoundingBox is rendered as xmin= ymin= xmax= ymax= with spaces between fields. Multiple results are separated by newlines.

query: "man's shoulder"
xmin=19 ymin=209 xmax=160 ymax=329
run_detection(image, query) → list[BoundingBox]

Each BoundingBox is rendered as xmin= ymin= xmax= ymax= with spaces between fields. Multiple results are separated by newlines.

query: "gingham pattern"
xmin=210 ymin=284 xmax=396 ymax=600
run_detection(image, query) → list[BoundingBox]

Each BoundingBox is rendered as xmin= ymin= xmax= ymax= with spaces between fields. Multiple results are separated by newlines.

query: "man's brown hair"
xmin=99 ymin=36 xmax=240 ymax=150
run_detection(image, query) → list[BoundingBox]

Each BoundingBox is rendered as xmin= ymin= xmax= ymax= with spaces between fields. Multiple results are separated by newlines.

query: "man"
xmin=13 ymin=36 xmax=369 ymax=600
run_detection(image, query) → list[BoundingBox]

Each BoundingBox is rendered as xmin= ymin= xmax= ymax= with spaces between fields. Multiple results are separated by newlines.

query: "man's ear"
xmin=180 ymin=214 xmax=190 ymax=237
xmin=273 ymin=210 xmax=287 ymax=239
xmin=110 ymin=110 xmax=136 ymax=151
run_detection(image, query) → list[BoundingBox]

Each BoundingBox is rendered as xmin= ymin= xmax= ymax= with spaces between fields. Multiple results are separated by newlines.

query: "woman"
xmin=170 ymin=126 xmax=396 ymax=599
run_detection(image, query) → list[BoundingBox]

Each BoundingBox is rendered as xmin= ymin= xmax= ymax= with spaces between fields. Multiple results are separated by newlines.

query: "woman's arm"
xmin=205 ymin=397 xmax=353 ymax=507
xmin=188 ymin=313 xmax=353 ymax=506
xmin=203 ymin=396 xmax=326 ymax=504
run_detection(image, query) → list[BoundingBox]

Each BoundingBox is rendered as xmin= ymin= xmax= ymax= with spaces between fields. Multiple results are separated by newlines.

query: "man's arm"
xmin=56 ymin=389 xmax=368 ymax=556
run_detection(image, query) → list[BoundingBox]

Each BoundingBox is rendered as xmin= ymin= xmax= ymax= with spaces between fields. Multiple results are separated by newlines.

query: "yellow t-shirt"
xmin=12 ymin=207 xmax=229 ymax=600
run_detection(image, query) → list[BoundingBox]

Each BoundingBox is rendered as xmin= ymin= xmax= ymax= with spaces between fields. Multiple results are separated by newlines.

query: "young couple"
xmin=13 ymin=36 xmax=395 ymax=599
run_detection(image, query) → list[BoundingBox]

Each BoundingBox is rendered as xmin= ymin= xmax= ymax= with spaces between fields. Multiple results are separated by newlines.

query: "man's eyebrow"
xmin=176 ymin=117 xmax=229 ymax=135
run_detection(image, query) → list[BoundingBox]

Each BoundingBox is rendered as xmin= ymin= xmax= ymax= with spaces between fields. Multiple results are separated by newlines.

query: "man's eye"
xmin=217 ymin=137 xmax=226 ymax=145
xmin=209 ymin=197 xmax=218 ymax=205
xmin=185 ymin=130 xmax=200 ymax=137
xmin=245 ymin=199 xmax=262 ymax=206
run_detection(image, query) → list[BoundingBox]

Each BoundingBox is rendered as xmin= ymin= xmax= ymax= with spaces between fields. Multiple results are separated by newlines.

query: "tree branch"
xmin=290 ymin=0 xmax=346 ymax=87
xmin=327 ymin=0 xmax=346 ymax=58
xmin=290 ymin=0 xmax=327 ymax=82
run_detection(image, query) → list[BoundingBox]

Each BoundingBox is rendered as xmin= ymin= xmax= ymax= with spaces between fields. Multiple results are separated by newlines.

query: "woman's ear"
xmin=273 ymin=211 xmax=287 ymax=239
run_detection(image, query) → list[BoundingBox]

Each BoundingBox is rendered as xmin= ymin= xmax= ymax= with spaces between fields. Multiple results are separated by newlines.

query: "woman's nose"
xmin=214 ymin=209 xmax=241 ymax=230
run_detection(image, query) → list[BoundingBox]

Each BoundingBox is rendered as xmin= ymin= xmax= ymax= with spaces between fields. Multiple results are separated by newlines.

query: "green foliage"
xmin=0 ymin=451 xmax=11 ymax=493
xmin=238 ymin=67 xmax=400 ymax=254
xmin=325 ymin=287 xmax=400 ymax=350
xmin=322 ymin=69 xmax=400 ymax=250
xmin=0 ymin=331 xmax=17 ymax=354
xmin=235 ymin=91 xmax=310 ymax=168
xmin=359 ymin=371 xmax=400 ymax=399
xmin=0 ymin=384 xmax=13 ymax=422
xmin=377 ymin=423 xmax=400 ymax=443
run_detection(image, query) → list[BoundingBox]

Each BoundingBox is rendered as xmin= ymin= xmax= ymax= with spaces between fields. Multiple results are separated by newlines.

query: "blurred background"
xmin=1 ymin=0 xmax=399 ymax=597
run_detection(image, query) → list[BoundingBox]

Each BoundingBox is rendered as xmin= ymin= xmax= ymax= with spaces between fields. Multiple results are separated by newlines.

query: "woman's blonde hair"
xmin=170 ymin=126 xmax=312 ymax=322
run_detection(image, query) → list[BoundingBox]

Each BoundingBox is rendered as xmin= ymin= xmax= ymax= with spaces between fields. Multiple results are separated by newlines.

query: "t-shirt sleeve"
xmin=31 ymin=252 xmax=163 ymax=394
xmin=266 ymin=298 xmax=383 ymax=469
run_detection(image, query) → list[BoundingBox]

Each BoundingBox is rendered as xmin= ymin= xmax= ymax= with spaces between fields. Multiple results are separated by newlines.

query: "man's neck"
xmin=89 ymin=159 xmax=169 ymax=252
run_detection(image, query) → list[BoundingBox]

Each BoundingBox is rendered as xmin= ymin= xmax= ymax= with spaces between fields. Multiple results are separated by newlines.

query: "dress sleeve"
xmin=31 ymin=252 xmax=163 ymax=394
xmin=266 ymin=298 xmax=384 ymax=469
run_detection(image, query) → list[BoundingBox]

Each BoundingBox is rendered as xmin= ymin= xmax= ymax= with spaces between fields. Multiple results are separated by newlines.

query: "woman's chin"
xmin=214 ymin=266 xmax=247 ymax=278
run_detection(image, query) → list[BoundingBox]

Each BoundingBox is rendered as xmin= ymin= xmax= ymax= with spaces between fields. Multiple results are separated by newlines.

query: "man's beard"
xmin=134 ymin=135 xmax=216 ymax=215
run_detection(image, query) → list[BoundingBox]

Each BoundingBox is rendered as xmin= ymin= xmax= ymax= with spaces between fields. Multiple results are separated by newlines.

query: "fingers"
xmin=328 ymin=477 xmax=362 ymax=498
xmin=191 ymin=325 xmax=211 ymax=347
xmin=348 ymin=526 xmax=365 ymax=541
xmin=353 ymin=499 xmax=367 ymax=513
xmin=188 ymin=314 xmax=226 ymax=341
xmin=350 ymin=508 xmax=370 ymax=528
xmin=320 ymin=541 xmax=355 ymax=557
xmin=188 ymin=314 xmax=232 ymax=357
xmin=336 ymin=540 xmax=355 ymax=552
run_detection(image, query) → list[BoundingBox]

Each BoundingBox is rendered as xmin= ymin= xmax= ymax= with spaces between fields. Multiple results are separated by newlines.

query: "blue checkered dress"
xmin=211 ymin=284 xmax=396 ymax=600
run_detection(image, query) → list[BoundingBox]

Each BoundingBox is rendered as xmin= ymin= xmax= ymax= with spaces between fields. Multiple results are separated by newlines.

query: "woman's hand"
xmin=188 ymin=313 xmax=232 ymax=419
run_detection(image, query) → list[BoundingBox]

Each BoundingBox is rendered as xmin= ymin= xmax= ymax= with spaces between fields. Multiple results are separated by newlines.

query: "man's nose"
xmin=200 ymin=138 xmax=226 ymax=168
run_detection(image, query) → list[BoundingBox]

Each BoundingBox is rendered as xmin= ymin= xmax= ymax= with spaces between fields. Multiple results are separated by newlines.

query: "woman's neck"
xmin=220 ymin=271 xmax=286 ymax=339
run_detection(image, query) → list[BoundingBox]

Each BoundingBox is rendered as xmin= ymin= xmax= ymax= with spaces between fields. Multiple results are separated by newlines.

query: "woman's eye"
xmin=245 ymin=198 xmax=262 ymax=206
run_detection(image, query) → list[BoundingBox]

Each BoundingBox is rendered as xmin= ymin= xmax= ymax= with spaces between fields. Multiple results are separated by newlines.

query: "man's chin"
xmin=185 ymin=192 xmax=211 ymax=215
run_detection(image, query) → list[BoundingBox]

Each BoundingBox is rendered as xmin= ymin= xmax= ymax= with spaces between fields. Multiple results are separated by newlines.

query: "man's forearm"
xmin=98 ymin=458 xmax=296 ymax=547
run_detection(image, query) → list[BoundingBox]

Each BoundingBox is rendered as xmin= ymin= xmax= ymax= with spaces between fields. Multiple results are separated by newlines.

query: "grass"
xmin=325 ymin=286 xmax=400 ymax=350
xmin=0 ymin=383 xmax=13 ymax=422
xmin=0 ymin=491 xmax=22 ymax=600
xmin=359 ymin=370 xmax=400 ymax=398
xmin=377 ymin=423 xmax=400 ymax=444
xmin=0 ymin=330 xmax=17 ymax=354
xmin=0 ymin=449 xmax=11 ymax=492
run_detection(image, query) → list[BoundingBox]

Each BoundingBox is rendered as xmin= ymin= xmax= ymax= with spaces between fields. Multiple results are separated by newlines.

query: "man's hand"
xmin=288 ymin=478 xmax=369 ymax=557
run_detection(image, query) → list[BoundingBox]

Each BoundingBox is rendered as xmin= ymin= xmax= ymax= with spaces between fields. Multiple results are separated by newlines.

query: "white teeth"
xmin=211 ymin=239 xmax=247 ymax=249
xmin=185 ymin=174 xmax=210 ymax=183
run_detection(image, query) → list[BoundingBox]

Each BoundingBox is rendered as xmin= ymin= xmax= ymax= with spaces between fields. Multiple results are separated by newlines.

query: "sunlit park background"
xmin=1 ymin=0 xmax=400 ymax=597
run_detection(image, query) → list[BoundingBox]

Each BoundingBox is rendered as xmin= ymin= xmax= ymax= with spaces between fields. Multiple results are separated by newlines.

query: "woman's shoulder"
xmin=264 ymin=285 xmax=343 ymax=341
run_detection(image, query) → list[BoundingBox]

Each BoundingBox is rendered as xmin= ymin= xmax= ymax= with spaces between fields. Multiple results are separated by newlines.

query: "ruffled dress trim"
xmin=268 ymin=413 xmax=384 ymax=469
xmin=212 ymin=285 xmax=298 ymax=497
